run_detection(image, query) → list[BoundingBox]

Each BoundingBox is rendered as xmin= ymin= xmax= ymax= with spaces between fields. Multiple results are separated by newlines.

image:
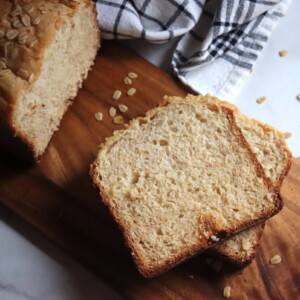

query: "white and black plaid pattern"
xmin=94 ymin=0 xmax=290 ymax=97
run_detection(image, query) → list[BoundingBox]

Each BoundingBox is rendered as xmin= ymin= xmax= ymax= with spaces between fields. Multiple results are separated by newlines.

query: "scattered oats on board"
xmin=94 ymin=112 xmax=103 ymax=121
xmin=119 ymin=104 xmax=128 ymax=113
xmin=256 ymin=96 xmax=267 ymax=104
xmin=270 ymin=254 xmax=281 ymax=265
xmin=127 ymin=88 xmax=136 ymax=96
xmin=283 ymin=132 xmax=292 ymax=139
xmin=109 ymin=107 xmax=116 ymax=117
xmin=279 ymin=50 xmax=288 ymax=57
xmin=223 ymin=286 xmax=231 ymax=298
xmin=124 ymin=76 xmax=132 ymax=85
xmin=112 ymin=90 xmax=122 ymax=100
xmin=128 ymin=72 xmax=138 ymax=79
xmin=113 ymin=115 xmax=124 ymax=125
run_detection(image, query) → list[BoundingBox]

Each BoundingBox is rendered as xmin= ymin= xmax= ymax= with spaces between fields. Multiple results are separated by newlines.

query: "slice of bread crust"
xmin=210 ymin=223 xmax=266 ymax=266
xmin=180 ymin=95 xmax=292 ymax=266
xmin=91 ymin=94 xmax=283 ymax=277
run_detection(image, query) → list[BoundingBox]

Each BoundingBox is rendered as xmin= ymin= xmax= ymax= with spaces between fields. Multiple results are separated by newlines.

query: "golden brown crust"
xmin=207 ymin=223 xmax=266 ymax=267
xmin=90 ymin=94 xmax=284 ymax=277
xmin=0 ymin=0 xmax=100 ymax=160
xmin=0 ymin=0 xmax=90 ymax=119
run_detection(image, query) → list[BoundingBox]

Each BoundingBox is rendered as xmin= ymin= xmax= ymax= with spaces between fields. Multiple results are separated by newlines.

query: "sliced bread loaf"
xmin=0 ymin=0 xmax=100 ymax=161
xmin=91 ymin=95 xmax=282 ymax=277
xmin=212 ymin=111 xmax=291 ymax=264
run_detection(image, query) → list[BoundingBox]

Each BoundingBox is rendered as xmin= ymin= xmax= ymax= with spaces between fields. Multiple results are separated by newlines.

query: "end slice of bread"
xmin=91 ymin=95 xmax=282 ymax=277
xmin=0 ymin=0 xmax=100 ymax=161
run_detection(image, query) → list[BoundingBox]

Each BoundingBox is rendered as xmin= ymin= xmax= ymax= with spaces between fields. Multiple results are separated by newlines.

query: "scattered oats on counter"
xmin=94 ymin=112 xmax=103 ymax=121
xmin=279 ymin=50 xmax=288 ymax=57
xmin=256 ymin=96 xmax=267 ymax=104
xmin=223 ymin=286 xmax=231 ymax=298
xmin=270 ymin=254 xmax=281 ymax=265
xmin=283 ymin=132 xmax=292 ymax=139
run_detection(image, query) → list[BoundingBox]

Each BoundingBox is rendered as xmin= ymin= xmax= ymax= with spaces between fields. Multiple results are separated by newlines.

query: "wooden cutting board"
xmin=0 ymin=41 xmax=299 ymax=300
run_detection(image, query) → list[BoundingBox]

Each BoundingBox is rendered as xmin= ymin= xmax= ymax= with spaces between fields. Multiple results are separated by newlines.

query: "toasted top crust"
xmin=0 ymin=0 xmax=95 ymax=121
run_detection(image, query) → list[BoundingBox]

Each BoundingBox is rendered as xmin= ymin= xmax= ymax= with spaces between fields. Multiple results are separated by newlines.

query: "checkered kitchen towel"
xmin=95 ymin=0 xmax=291 ymax=99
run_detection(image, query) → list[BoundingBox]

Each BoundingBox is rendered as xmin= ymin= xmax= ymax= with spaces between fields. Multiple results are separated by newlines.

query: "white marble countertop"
xmin=0 ymin=1 xmax=299 ymax=299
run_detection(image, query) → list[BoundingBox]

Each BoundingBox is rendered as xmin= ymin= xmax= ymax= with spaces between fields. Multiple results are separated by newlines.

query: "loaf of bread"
xmin=91 ymin=94 xmax=282 ymax=277
xmin=0 ymin=0 xmax=100 ymax=161
xmin=208 ymin=108 xmax=291 ymax=264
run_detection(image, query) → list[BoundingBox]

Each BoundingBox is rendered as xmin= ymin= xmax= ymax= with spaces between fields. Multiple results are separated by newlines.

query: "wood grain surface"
xmin=0 ymin=41 xmax=299 ymax=300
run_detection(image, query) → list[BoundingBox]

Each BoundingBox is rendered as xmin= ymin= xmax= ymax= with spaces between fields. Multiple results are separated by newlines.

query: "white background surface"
xmin=0 ymin=1 xmax=299 ymax=299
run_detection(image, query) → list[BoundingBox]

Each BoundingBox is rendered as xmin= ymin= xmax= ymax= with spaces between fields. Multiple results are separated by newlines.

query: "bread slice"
xmin=212 ymin=112 xmax=291 ymax=264
xmin=0 ymin=0 xmax=100 ymax=161
xmin=91 ymin=95 xmax=282 ymax=277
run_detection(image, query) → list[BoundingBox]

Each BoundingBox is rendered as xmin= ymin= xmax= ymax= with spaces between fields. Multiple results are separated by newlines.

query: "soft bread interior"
xmin=235 ymin=115 xmax=290 ymax=183
xmin=216 ymin=226 xmax=262 ymax=258
xmin=213 ymin=114 xmax=291 ymax=262
xmin=12 ymin=5 xmax=98 ymax=157
xmin=93 ymin=98 xmax=278 ymax=275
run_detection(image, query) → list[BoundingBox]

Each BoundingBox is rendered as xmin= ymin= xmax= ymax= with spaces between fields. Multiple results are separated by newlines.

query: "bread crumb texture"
xmin=206 ymin=105 xmax=291 ymax=263
xmin=92 ymin=95 xmax=281 ymax=276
